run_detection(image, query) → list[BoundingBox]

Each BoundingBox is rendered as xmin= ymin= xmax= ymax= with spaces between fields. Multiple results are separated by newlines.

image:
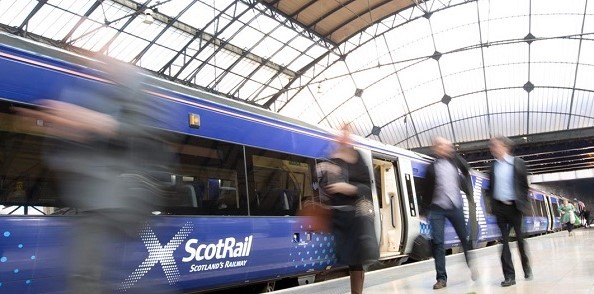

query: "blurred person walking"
xmin=559 ymin=199 xmax=578 ymax=235
xmin=486 ymin=136 xmax=532 ymax=287
xmin=16 ymin=56 xmax=176 ymax=293
xmin=420 ymin=136 xmax=477 ymax=290
xmin=316 ymin=126 xmax=378 ymax=294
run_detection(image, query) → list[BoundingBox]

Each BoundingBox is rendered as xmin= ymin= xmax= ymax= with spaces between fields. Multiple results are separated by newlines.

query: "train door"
xmin=372 ymin=158 xmax=405 ymax=259
xmin=372 ymin=156 xmax=421 ymax=258
xmin=544 ymin=194 xmax=554 ymax=232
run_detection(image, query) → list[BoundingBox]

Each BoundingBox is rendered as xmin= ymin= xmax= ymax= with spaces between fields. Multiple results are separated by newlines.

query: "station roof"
xmin=1 ymin=0 xmax=593 ymax=174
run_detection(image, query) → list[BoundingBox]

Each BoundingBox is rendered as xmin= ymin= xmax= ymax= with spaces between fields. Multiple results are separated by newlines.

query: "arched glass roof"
xmin=1 ymin=0 xmax=593 ymax=160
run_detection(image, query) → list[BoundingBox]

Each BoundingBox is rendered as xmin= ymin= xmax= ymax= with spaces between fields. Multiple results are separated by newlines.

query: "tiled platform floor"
xmin=275 ymin=228 xmax=594 ymax=294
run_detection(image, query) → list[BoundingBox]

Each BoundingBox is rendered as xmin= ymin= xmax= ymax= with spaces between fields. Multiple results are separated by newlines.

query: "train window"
xmin=412 ymin=176 xmax=427 ymax=216
xmin=528 ymin=198 xmax=537 ymax=217
xmin=0 ymin=102 xmax=61 ymax=214
xmin=552 ymin=202 xmax=560 ymax=217
xmin=172 ymin=136 xmax=248 ymax=216
xmin=373 ymin=165 xmax=383 ymax=209
xmin=537 ymin=200 xmax=546 ymax=216
xmin=245 ymin=147 xmax=315 ymax=216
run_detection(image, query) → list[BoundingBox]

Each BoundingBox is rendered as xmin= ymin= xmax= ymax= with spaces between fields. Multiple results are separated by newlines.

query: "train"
xmin=0 ymin=32 xmax=567 ymax=293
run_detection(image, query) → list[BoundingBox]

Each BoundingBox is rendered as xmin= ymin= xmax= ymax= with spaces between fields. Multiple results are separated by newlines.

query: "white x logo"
xmin=119 ymin=221 xmax=194 ymax=291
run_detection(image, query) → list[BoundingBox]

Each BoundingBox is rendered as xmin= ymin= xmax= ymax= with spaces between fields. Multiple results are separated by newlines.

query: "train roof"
xmin=0 ymin=32 xmax=430 ymax=163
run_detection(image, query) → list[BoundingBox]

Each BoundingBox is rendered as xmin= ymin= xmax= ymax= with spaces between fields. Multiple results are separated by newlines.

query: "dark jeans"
xmin=493 ymin=201 xmax=530 ymax=280
xmin=429 ymin=205 xmax=472 ymax=281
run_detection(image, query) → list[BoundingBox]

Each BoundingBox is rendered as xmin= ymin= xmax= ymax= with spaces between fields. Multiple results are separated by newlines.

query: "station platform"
xmin=275 ymin=228 xmax=594 ymax=294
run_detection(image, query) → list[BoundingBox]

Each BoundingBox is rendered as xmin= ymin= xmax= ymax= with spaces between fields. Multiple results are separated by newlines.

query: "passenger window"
xmin=246 ymin=148 xmax=315 ymax=216
xmin=168 ymin=137 xmax=248 ymax=216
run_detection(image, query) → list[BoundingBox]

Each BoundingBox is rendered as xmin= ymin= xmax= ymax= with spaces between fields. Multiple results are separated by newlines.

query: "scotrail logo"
xmin=119 ymin=221 xmax=193 ymax=291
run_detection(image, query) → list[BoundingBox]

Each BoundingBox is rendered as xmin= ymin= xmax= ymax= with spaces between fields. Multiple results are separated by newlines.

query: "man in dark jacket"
xmin=486 ymin=136 xmax=532 ymax=287
xmin=422 ymin=136 xmax=477 ymax=290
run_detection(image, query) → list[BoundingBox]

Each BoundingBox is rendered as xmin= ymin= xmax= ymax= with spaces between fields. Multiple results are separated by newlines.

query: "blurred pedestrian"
xmin=559 ymin=199 xmax=577 ymax=235
xmin=486 ymin=136 xmax=532 ymax=287
xmin=16 ymin=56 xmax=176 ymax=293
xmin=421 ymin=136 xmax=477 ymax=290
xmin=317 ymin=126 xmax=378 ymax=294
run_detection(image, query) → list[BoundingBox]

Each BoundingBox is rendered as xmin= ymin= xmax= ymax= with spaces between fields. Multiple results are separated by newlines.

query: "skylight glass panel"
xmin=316 ymin=79 xmax=357 ymax=111
xmin=154 ymin=27 xmax=192 ymax=51
xmin=477 ymin=0 xmax=529 ymax=43
xmin=346 ymin=41 xmax=380 ymax=71
xmin=195 ymin=44 xmax=216 ymax=63
xmin=288 ymin=35 xmax=317 ymax=53
xmin=449 ymin=92 xmax=488 ymax=123
xmin=249 ymin=13 xmax=279 ymax=36
xmin=217 ymin=72 xmax=246 ymax=93
xmin=453 ymin=117 xmax=489 ymax=142
xmin=531 ymin=61 xmax=576 ymax=88
xmin=286 ymin=53 xmax=313 ymax=72
xmin=27 ymin=5 xmax=79 ymax=40
xmin=384 ymin=20 xmax=434 ymax=65
xmin=532 ymin=39 xmax=578 ymax=63
xmin=53 ymin=0 xmax=95 ymax=13
xmin=411 ymin=103 xmax=450 ymax=134
xmin=365 ymin=78 xmax=408 ymax=125
xmin=177 ymin=1 xmax=217 ymax=29
xmin=192 ymin=63 xmax=217 ymax=87
xmin=532 ymin=13 xmax=585 ymax=39
xmin=490 ymin=111 xmax=526 ymax=137
xmin=124 ymin=16 xmax=163 ymax=41
xmin=226 ymin=23 xmax=265 ymax=50
xmin=270 ymin=24 xmax=300 ymax=44
xmin=230 ymin=59 xmax=260 ymax=77
xmin=529 ymin=89 xmax=571 ymax=133
xmin=154 ymin=0 xmax=193 ymax=18
xmin=250 ymin=36 xmax=282 ymax=59
xmin=108 ymin=34 xmax=149 ymax=62
xmin=211 ymin=50 xmax=241 ymax=70
xmin=431 ymin=3 xmax=479 ymax=53
xmin=351 ymin=66 xmax=395 ymax=90
xmin=270 ymin=46 xmax=301 ymax=68
xmin=72 ymin=25 xmax=118 ymax=52
xmin=215 ymin=0 xmax=239 ymax=12
xmin=488 ymin=88 xmax=527 ymax=114
xmin=175 ymin=57 xmax=203 ymax=80
xmin=440 ymin=49 xmax=485 ymax=97
xmin=324 ymin=97 xmax=368 ymax=128
xmin=529 ymin=88 xmax=571 ymax=114
xmin=250 ymin=67 xmax=276 ymax=85
xmin=88 ymin=1 xmax=131 ymax=31
xmin=569 ymin=90 xmax=594 ymax=129
xmin=138 ymin=45 xmax=176 ymax=71
xmin=203 ymin=13 xmax=234 ymax=36
xmin=483 ymin=47 xmax=527 ymax=89
xmin=236 ymin=80 xmax=264 ymax=101
xmin=398 ymin=60 xmax=443 ymax=110
xmin=575 ymin=64 xmax=594 ymax=90
xmin=0 ymin=0 xmax=36 ymax=26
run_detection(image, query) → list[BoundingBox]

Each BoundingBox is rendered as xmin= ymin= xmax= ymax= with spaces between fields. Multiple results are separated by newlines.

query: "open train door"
xmin=372 ymin=156 xmax=420 ymax=263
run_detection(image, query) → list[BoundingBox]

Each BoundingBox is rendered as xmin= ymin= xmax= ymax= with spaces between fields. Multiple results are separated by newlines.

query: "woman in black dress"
xmin=319 ymin=127 xmax=378 ymax=294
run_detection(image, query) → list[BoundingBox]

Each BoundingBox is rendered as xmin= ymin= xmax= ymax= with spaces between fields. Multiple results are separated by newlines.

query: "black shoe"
xmin=501 ymin=279 xmax=516 ymax=287
xmin=433 ymin=280 xmax=447 ymax=290
xmin=524 ymin=271 xmax=533 ymax=280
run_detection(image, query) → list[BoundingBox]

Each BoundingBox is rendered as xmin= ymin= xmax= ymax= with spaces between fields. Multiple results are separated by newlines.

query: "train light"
xmin=189 ymin=113 xmax=200 ymax=128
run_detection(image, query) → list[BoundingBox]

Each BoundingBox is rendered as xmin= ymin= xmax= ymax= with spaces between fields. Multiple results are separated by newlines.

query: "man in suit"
xmin=487 ymin=136 xmax=532 ymax=287
xmin=422 ymin=136 xmax=477 ymax=290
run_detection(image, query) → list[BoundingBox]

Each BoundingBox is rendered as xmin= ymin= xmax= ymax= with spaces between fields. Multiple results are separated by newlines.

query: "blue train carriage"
xmin=522 ymin=190 xmax=549 ymax=236
xmin=545 ymin=193 xmax=563 ymax=232
xmin=0 ymin=32 xmax=430 ymax=292
xmin=407 ymin=159 xmax=491 ymax=252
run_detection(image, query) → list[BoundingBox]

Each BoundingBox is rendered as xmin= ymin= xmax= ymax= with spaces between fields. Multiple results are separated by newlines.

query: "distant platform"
xmin=275 ymin=228 xmax=594 ymax=293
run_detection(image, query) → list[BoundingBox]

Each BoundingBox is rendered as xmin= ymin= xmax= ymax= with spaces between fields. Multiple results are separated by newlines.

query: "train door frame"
xmin=544 ymin=194 xmax=554 ymax=232
xmin=372 ymin=157 xmax=406 ymax=259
